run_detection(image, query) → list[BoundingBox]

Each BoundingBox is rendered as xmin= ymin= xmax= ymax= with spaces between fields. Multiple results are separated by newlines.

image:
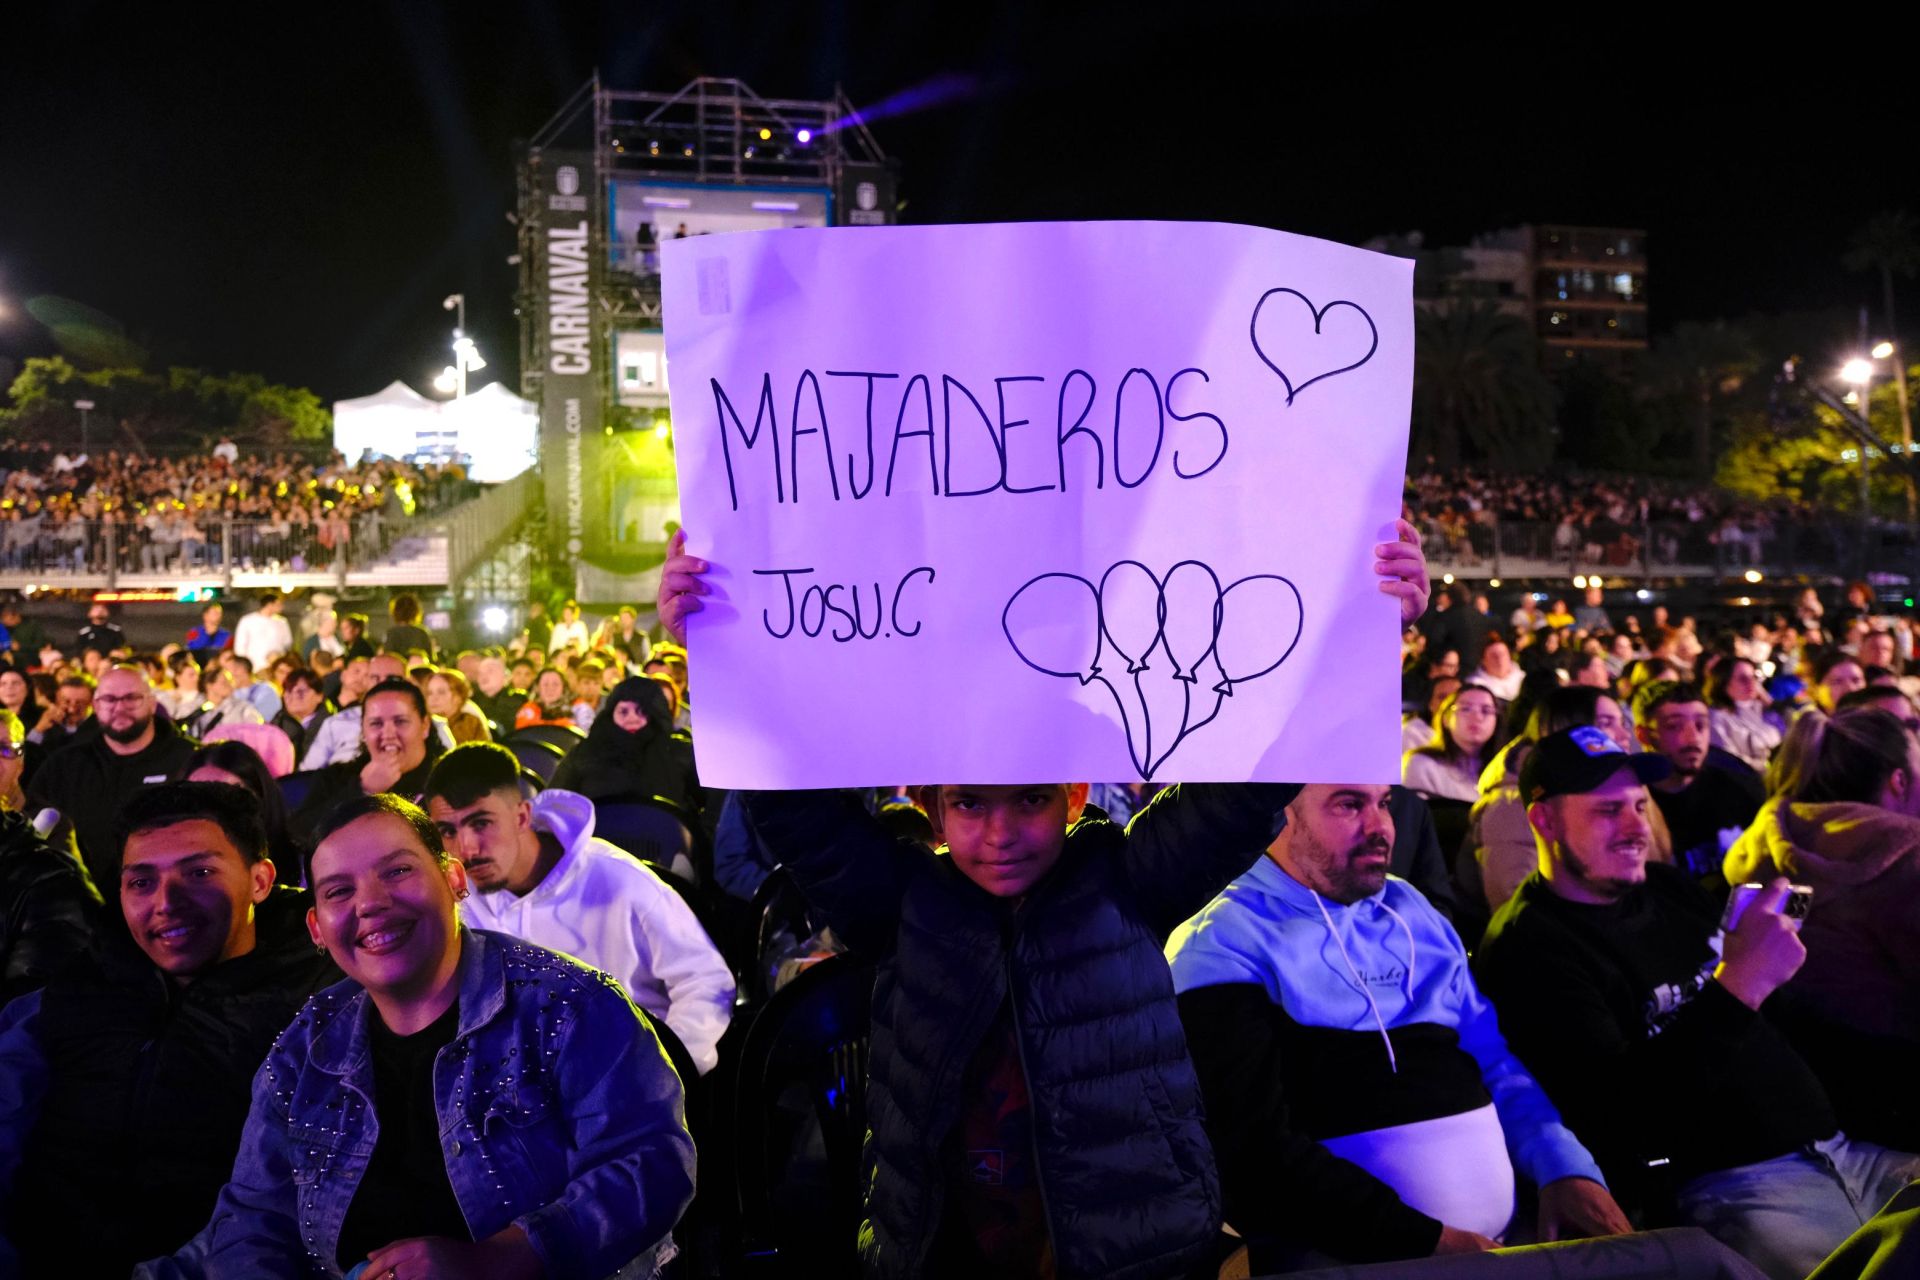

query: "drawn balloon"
xmin=1212 ymin=574 xmax=1303 ymax=694
xmin=1157 ymin=560 xmax=1223 ymax=682
xmin=1098 ymin=561 xmax=1164 ymax=674
xmin=1001 ymin=573 xmax=1103 ymax=684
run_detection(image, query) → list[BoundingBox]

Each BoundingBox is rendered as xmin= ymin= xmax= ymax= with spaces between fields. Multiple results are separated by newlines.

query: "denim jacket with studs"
xmin=137 ymin=927 xmax=696 ymax=1280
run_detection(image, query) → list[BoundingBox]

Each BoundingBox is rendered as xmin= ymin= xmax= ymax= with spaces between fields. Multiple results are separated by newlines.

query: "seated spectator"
xmin=672 ymin=518 xmax=1434 ymax=1279
xmin=1633 ymin=680 xmax=1764 ymax=886
xmin=568 ymin=658 xmax=605 ymax=729
xmin=1466 ymin=685 xmax=1657 ymax=922
xmin=425 ymin=743 xmax=733 ymax=1073
xmin=0 ymin=710 xmax=99 ymax=1003
xmin=425 ymin=667 xmax=489 ymax=744
xmin=1466 ymin=633 xmax=1524 ymax=701
xmin=472 ymin=653 xmax=522 ymax=731
xmin=26 ymin=664 xmax=197 ymax=894
xmin=189 ymin=663 xmax=265 ymax=737
xmin=1168 ymin=782 xmax=1627 ymax=1270
xmin=155 ymin=651 xmax=205 ymax=724
xmin=186 ymin=740 xmax=300 ymax=879
xmin=301 ymin=654 xmax=453 ymax=769
xmin=289 ymin=677 xmax=445 ymax=848
xmin=1708 ymin=655 xmax=1783 ymax=774
xmin=1475 ymin=728 xmax=1920 ymax=1280
xmin=513 ymin=667 xmax=577 ymax=730
xmin=1402 ymin=675 xmax=1462 ymax=754
xmin=336 ymin=611 xmax=375 ymax=662
xmin=1724 ymin=706 xmax=1920 ymax=1149
xmin=550 ymin=676 xmax=698 ymax=811
xmin=1811 ymin=650 xmax=1868 ymax=713
xmin=139 ymin=794 xmax=694 ymax=1278
xmin=219 ymin=653 xmax=281 ymax=721
xmin=0 ymin=782 xmax=334 ymax=1276
xmin=270 ymin=666 xmax=331 ymax=760
xmin=1402 ymin=684 xmax=1502 ymax=804
xmin=301 ymin=605 xmax=344 ymax=662
xmin=26 ymin=671 xmax=92 ymax=750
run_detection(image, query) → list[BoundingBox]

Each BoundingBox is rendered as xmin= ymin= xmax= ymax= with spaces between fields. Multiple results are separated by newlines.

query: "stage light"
xmin=758 ymin=127 xmax=772 ymax=141
xmin=435 ymin=367 xmax=458 ymax=394
xmin=1872 ymin=341 xmax=1895 ymax=359
xmin=481 ymin=605 xmax=509 ymax=633
xmin=1636 ymin=589 xmax=1653 ymax=601
xmin=682 ymin=144 xmax=694 ymax=157
xmin=1489 ymin=578 xmax=1502 ymax=588
xmin=795 ymin=128 xmax=812 ymax=144
xmin=743 ymin=146 xmax=755 ymax=158
xmin=1842 ymin=358 xmax=1874 ymax=384
xmin=1743 ymin=569 xmax=1763 ymax=584
xmin=1442 ymin=573 xmax=1454 ymax=585
xmin=1573 ymin=575 xmax=1588 ymax=589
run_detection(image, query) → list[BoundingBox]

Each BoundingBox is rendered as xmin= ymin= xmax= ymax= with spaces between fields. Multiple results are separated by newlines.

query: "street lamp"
xmin=439 ymin=293 xmax=487 ymax=399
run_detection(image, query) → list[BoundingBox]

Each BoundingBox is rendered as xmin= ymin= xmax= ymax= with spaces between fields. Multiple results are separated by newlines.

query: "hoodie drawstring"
xmin=1311 ymin=889 xmax=1419 ymax=1076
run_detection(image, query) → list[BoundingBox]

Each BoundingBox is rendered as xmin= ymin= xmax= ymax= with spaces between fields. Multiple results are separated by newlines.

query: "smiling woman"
xmin=287 ymin=678 xmax=446 ymax=850
xmin=138 ymin=792 xmax=697 ymax=1279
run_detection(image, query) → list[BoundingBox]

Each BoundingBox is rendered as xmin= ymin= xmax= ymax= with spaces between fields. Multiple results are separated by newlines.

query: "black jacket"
xmin=24 ymin=715 xmax=197 ymax=895
xmin=5 ymin=887 xmax=339 ymax=1276
xmin=287 ymin=744 xmax=444 ymax=849
xmin=0 ymin=810 xmax=102 ymax=1007
xmin=1475 ymin=865 xmax=1835 ymax=1202
xmin=745 ymin=784 xmax=1297 ymax=1280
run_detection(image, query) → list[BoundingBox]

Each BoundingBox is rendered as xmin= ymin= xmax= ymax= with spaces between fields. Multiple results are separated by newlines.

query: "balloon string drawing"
xmin=1002 ymin=562 xmax=1304 ymax=779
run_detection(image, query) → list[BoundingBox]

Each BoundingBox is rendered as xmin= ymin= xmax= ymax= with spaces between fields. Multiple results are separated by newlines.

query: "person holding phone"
xmin=1475 ymin=727 xmax=1920 ymax=1280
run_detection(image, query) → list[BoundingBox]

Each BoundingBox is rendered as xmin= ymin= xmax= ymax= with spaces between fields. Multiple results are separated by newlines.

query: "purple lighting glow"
xmin=795 ymin=128 xmax=813 ymax=145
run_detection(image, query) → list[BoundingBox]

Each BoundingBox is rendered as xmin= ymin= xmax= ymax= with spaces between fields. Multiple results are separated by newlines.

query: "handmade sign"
xmin=662 ymin=221 xmax=1411 ymax=788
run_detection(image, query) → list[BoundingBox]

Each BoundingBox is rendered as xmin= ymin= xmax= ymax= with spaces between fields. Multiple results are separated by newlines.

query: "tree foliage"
xmin=1410 ymin=302 xmax=1556 ymax=469
xmin=0 ymin=357 xmax=330 ymax=450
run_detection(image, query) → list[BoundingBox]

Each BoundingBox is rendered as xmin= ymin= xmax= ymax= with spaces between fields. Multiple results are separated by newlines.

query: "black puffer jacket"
xmin=745 ymin=783 xmax=1298 ymax=1280
xmin=0 ymin=810 xmax=102 ymax=1008
xmin=5 ymin=887 xmax=339 ymax=1277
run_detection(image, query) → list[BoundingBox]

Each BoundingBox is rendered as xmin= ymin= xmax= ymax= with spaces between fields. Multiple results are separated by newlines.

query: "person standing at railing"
xmin=184 ymin=603 xmax=231 ymax=664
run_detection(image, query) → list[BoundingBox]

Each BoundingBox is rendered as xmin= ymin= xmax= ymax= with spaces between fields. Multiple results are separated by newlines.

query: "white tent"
xmin=332 ymin=380 xmax=538 ymax=483
xmin=332 ymin=381 xmax=440 ymax=465
xmin=439 ymin=381 xmax=539 ymax=483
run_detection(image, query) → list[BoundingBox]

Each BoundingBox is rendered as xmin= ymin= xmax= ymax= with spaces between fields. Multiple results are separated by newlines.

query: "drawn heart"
xmin=1249 ymin=287 xmax=1379 ymax=405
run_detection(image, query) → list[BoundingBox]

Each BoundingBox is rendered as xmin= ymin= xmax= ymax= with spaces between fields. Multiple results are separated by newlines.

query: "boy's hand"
xmin=1536 ymin=1176 xmax=1632 ymax=1241
xmin=1375 ymin=518 xmax=1431 ymax=627
xmin=657 ymin=529 xmax=711 ymax=647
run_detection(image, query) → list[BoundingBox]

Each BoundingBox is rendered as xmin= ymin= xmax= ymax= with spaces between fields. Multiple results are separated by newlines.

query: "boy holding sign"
xmin=659 ymin=523 xmax=1429 ymax=1279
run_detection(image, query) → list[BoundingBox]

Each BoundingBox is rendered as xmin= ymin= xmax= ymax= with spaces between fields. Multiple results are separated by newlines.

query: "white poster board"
xmin=663 ymin=221 xmax=1411 ymax=788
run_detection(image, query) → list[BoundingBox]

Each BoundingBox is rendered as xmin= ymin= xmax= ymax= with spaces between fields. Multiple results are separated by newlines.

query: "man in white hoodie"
xmin=1166 ymin=782 xmax=1629 ymax=1273
xmin=422 ymin=742 xmax=734 ymax=1075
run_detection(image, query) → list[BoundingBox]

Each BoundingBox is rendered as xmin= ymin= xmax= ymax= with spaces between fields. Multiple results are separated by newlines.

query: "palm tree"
xmin=1411 ymin=302 xmax=1555 ymax=469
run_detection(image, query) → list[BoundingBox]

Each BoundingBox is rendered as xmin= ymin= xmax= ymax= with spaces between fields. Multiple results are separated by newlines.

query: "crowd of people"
xmin=0 ymin=520 xmax=1912 ymax=1279
xmin=1406 ymin=467 xmax=1857 ymax=570
xmin=0 ymin=442 xmax=478 ymax=573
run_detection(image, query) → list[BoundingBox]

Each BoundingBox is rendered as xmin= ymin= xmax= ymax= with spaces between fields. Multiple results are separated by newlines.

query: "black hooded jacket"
xmin=4 ymin=887 xmax=339 ymax=1277
xmin=550 ymin=676 xmax=697 ymax=807
xmin=0 ymin=809 xmax=102 ymax=1008
xmin=25 ymin=714 xmax=197 ymax=893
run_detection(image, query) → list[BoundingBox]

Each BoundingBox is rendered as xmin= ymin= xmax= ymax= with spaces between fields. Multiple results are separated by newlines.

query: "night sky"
xmin=3 ymin=5 xmax=1912 ymax=403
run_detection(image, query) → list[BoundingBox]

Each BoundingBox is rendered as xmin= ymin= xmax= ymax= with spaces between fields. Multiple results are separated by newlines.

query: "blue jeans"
xmin=1676 ymin=1133 xmax=1920 ymax=1280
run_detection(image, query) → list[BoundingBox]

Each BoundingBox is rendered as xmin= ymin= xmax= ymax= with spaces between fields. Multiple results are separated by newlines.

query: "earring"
xmin=314 ymin=942 xmax=328 ymax=956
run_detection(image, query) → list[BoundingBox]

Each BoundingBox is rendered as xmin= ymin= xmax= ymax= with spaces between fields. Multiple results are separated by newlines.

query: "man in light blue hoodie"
xmin=1166 ymin=782 xmax=1630 ymax=1273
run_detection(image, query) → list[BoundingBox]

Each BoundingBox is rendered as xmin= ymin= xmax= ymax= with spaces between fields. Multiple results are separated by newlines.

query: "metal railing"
xmin=0 ymin=512 xmax=427 ymax=586
xmin=441 ymin=469 xmax=540 ymax=584
xmin=1422 ymin=514 xmax=1918 ymax=582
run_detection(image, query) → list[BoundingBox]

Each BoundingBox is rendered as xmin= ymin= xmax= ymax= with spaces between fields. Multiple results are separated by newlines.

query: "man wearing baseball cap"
xmin=1475 ymin=727 xmax=1920 ymax=1280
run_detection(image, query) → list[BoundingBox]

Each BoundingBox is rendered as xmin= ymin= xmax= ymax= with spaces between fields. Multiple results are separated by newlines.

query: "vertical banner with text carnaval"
xmin=533 ymin=151 xmax=603 ymax=561
xmin=662 ymin=222 xmax=1412 ymax=788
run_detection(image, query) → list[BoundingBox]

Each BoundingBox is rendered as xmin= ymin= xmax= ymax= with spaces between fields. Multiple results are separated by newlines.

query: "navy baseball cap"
xmin=1521 ymin=726 xmax=1672 ymax=804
